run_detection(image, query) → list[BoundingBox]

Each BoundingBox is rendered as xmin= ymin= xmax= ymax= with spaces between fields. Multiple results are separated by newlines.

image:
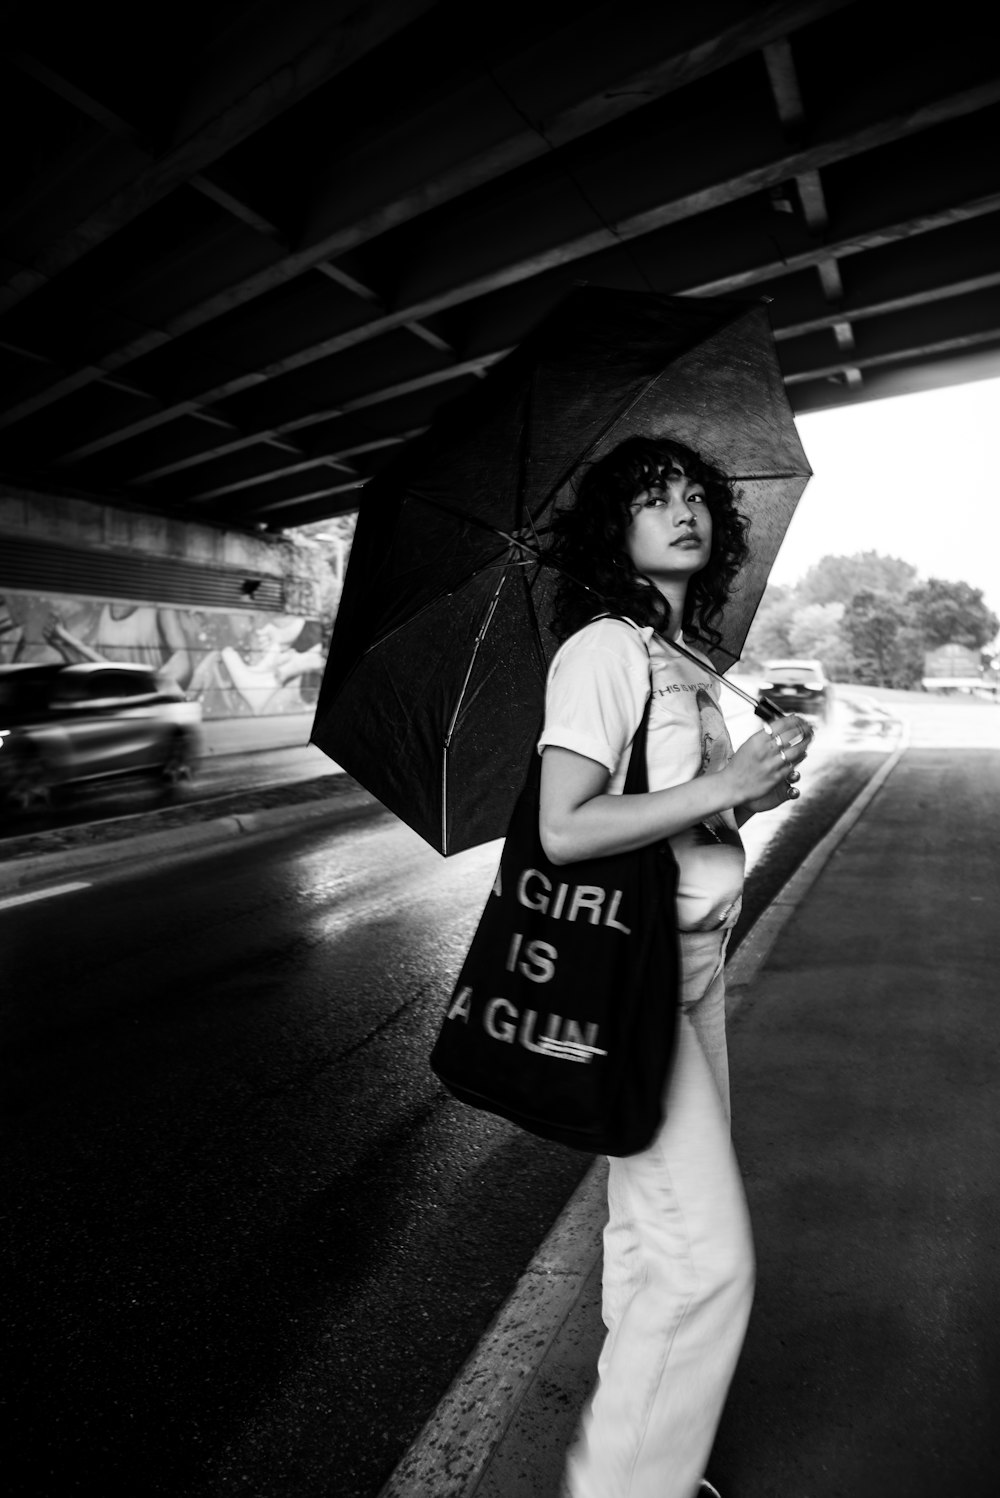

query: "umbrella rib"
xmin=525 ymin=333 xmax=754 ymax=520
xmin=728 ymin=471 xmax=810 ymax=481
xmin=440 ymin=566 xmax=510 ymax=853
xmin=359 ymin=550 xmax=531 ymax=659
xmin=370 ymin=525 xmax=767 ymax=717
xmin=412 ymin=492 xmax=534 ymax=543
xmin=661 ymin=635 xmax=764 ymax=712
xmin=480 ymin=544 xmax=771 ymax=717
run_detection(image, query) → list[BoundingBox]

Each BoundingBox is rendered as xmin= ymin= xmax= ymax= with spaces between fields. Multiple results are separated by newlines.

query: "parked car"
xmin=759 ymin=658 xmax=833 ymax=723
xmin=0 ymin=661 xmax=202 ymax=816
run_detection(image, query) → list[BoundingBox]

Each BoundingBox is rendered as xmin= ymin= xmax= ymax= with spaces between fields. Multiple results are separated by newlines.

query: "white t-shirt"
xmin=538 ymin=617 xmax=744 ymax=932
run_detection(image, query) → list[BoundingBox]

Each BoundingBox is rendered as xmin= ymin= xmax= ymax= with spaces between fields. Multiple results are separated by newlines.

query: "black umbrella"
xmin=311 ymin=286 xmax=811 ymax=855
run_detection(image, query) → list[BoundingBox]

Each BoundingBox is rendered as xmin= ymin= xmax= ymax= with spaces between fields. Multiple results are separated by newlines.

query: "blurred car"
xmin=759 ymin=658 xmax=833 ymax=723
xmin=0 ymin=661 xmax=202 ymax=816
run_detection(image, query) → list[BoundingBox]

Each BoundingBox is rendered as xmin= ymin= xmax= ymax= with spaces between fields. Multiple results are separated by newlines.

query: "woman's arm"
xmin=539 ymin=715 xmax=810 ymax=865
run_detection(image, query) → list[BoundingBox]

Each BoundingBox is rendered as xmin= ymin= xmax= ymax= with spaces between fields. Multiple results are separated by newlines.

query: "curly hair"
xmin=546 ymin=434 xmax=750 ymax=647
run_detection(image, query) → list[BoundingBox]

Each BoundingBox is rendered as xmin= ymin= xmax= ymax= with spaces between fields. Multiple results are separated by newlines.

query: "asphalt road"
xmin=1 ymin=711 xmax=898 ymax=1498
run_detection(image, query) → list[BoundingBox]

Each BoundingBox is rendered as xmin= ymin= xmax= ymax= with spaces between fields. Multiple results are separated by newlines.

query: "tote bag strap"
xmin=599 ymin=615 xmax=654 ymax=798
xmin=622 ymin=685 xmax=655 ymax=795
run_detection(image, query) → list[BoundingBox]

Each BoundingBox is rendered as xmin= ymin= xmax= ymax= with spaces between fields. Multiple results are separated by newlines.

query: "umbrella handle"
xmin=664 ymin=634 xmax=784 ymax=725
xmin=754 ymin=695 xmax=783 ymax=723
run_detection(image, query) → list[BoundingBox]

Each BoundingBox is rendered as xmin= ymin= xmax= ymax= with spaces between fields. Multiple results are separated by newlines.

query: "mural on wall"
xmin=0 ymin=591 xmax=328 ymax=718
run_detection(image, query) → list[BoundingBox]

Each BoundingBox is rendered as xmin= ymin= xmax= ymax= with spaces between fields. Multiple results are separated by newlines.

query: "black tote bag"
xmin=430 ymin=690 xmax=680 ymax=1157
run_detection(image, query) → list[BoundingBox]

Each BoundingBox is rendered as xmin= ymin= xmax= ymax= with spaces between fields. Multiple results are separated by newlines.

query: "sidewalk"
xmin=381 ymin=730 xmax=1000 ymax=1497
xmin=199 ymin=710 xmax=316 ymax=757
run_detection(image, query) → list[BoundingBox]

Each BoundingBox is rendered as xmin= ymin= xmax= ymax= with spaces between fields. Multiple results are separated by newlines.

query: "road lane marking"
xmin=0 ymin=881 xmax=92 ymax=911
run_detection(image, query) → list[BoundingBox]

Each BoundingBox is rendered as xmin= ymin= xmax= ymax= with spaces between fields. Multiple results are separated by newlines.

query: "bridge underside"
xmin=2 ymin=0 xmax=998 ymax=535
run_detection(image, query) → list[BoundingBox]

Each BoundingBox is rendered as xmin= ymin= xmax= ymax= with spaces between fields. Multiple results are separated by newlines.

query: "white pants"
xmin=565 ymin=929 xmax=755 ymax=1498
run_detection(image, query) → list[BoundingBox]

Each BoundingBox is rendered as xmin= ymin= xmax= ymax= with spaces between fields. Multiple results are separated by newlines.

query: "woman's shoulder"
xmin=547 ymin=615 xmax=653 ymax=690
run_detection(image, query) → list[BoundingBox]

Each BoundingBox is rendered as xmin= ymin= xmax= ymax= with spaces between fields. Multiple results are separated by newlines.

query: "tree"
xmin=841 ymin=589 xmax=920 ymax=688
xmin=796 ymin=551 xmax=918 ymax=608
xmin=739 ymin=585 xmax=797 ymax=669
xmin=786 ymin=602 xmax=856 ymax=679
xmin=743 ymin=553 xmax=998 ymax=688
xmin=905 ymin=577 xmax=999 ymax=652
xmin=892 ymin=621 xmax=927 ymax=690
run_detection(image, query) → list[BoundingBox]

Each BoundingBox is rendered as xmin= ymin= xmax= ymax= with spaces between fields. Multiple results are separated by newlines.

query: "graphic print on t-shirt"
xmin=693 ymin=687 xmax=743 ymax=849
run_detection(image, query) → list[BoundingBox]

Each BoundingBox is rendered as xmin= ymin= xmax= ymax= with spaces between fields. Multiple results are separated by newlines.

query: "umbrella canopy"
xmin=312 ymin=286 xmax=811 ymax=855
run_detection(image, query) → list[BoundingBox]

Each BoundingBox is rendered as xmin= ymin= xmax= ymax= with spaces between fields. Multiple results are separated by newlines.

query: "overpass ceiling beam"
xmin=775 ymin=267 xmax=1000 ymax=341
xmin=190 ymin=409 xmax=243 ymax=431
xmin=789 ymin=343 xmax=1000 ymax=413
xmin=783 ymin=325 xmax=1000 ymax=387
xmin=161 ymin=268 xmax=1000 ymax=509
xmin=684 ymin=186 xmax=1000 ymax=297
xmin=4 ymin=43 xmax=302 ymax=269
xmin=174 ymin=350 xmax=506 ymax=457
xmin=746 ymin=37 xmax=862 ymax=385
xmin=1 ymin=5 xmax=994 ymax=524
xmin=30 ymin=80 xmax=997 ymax=465
xmin=0 ymin=0 xmax=866 ymax=428
xmin=0 ymin=0 xmax=441 ymax=314
xmin=1 ymin=46 xmax=457 ymax=431
xmin=126 ymin=352 xmax=506 ymax=486
xmin=186 ymin=431 xmax=427 ymax=505
xmin=313 ymin=262 xmax=456 ymax=355
xmin=303 ymin=80 xmax=1000 ymax=336
xmin=11 ymin=168 xmax=996 ymax=498
xmin=244 ymin=482 xmax=370 ymax=521
xmin=250 ymin=324 xmax=1000 ymax=525
xmin=4 ymin=47 xmax=151 ymax=150
xmin=186 ymin=175 xmax=290 ymax=247
xmin=781 ymin=284 xmax=1000 ymax=382
xmin=44 ymin=160 xmax=1000 ymax=472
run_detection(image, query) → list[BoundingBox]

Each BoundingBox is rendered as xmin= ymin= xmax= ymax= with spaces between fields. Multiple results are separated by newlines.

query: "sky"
xmin=767 ymin=373 xmax=1000 ymax=621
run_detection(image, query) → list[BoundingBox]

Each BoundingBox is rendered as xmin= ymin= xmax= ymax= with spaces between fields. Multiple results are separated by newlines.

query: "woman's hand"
xmin=739 ymin=779 xmax=799 ymax=816
xmin=725 ymin=714 xmax=813 ymax=815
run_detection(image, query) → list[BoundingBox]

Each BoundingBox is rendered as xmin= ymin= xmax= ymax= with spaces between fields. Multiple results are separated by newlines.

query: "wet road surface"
xmin=1 ymin=709 xmax=900 ymax=1497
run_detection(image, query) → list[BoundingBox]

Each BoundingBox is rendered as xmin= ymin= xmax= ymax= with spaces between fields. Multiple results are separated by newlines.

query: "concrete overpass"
xmin=1 ymin=0 xmax=998 ymax=690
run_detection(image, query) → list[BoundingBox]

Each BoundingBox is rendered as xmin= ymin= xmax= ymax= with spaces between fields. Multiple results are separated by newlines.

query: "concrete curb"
xmin=378 ymin=1162 xmax=609 ymax=1498
xmin=0 ymin=793 xmax=363 ymax=895
xmin=377 ymin=732 xmax=910 ymax=1498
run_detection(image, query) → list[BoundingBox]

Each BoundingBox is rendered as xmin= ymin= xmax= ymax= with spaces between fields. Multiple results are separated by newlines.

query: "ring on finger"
xmin=774 ymin=740 xmax=789 ymax=765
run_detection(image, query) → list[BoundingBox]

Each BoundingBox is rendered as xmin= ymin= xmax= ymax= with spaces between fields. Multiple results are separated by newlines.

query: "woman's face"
xmin=623 ymin=462 xmax=713 ymax=581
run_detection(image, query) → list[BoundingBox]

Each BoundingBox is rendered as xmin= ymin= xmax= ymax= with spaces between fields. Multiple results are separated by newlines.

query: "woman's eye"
xmin=643 ymin=495 xmax=669 ymax=508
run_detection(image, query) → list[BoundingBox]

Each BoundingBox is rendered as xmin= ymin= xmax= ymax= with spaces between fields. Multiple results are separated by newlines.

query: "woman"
xmin=539 ymin=434 xmax=812 ymax=1498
